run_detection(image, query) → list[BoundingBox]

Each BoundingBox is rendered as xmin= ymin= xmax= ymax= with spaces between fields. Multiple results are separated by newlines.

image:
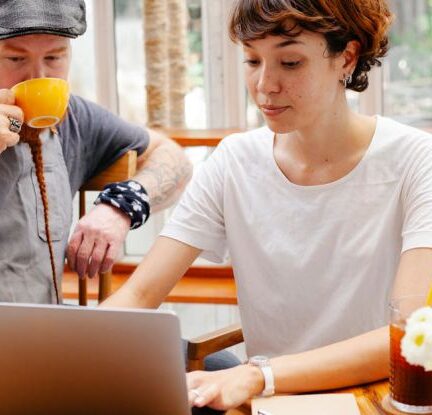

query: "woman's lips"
xmin=260 ymin=105 xmax=290 ymax=117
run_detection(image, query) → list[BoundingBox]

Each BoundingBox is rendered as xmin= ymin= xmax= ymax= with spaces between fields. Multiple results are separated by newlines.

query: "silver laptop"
xmin=0 ymin=303 xmax=191 ymax=415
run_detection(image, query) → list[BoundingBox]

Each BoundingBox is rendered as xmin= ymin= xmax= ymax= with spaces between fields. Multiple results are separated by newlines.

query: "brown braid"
xmin=20 ymin=124 xmax=60 ymax=304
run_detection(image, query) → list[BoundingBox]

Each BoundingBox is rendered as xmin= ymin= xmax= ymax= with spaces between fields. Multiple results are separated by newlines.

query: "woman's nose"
xmin=256 ymin=66 xmax=281 ymax=95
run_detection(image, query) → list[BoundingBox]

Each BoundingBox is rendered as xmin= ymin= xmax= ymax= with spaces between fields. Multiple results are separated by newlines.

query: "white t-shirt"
xmin=161 ymin=116 xmax=432 ymax=357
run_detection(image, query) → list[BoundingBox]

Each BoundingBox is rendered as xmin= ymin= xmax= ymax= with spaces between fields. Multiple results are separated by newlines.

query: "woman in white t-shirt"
xmin=103 ymin=0 xmax=432 ymax=411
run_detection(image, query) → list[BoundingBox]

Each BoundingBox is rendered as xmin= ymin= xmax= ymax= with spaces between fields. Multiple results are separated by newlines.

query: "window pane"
xmin=186 ymin=0 xmax=206 ymax=128
xmin=384 ymin=0 xmax=432 ymax=129
xmin=69 ymin=0 xmax=97 ymax=101
xmin=114 ymin=0 xmax=146 ymax=123
xmin=113 ymin=0 xmax=206 ymax=127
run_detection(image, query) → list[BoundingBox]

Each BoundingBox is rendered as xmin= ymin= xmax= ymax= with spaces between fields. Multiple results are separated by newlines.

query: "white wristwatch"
xmin=248 ymin=355 xmax=275 ymax=397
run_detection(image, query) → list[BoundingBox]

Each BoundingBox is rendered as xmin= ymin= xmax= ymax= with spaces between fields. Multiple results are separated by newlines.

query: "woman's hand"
xmin=187 ymin=364 xmax=264 ymax=411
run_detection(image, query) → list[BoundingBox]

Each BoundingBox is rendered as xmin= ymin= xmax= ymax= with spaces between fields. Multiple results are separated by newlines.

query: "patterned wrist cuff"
xmin=94 ymin=180 xmax=150 ymax=229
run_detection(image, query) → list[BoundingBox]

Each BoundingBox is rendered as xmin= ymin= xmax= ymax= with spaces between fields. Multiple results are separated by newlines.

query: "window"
xmin=185 ymin=0 xmax=206 ymax=128
xmin=113 ymin=0 xmax=206 ymax=128
xmin=69 ymin=0 xmax=96 ymax=101
xmin=114 ymin=0 xmax=146 ymax=124
xmin=384 ymin=0 xmax=432 ymax=129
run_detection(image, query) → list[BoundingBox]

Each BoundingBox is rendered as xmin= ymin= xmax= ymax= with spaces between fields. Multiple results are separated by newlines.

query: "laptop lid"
xmin=0 ymin=303 xmax=191 ymax=415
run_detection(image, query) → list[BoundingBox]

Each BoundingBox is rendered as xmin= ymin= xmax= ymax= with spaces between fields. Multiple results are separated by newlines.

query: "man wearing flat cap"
xmin=0 ymin=0 xmax=192 ymax=303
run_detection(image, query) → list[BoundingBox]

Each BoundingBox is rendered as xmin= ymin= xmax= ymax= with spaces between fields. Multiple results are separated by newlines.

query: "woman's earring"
xmin=342 ymin=73 xmax=353 ymax=88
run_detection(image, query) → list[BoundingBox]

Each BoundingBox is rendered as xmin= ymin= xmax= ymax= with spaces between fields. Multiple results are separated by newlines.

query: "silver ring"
xmin=190 ymin=388 xmax=201 ymax=399
xmin=8 ymin=117 xmax=22 ymax=134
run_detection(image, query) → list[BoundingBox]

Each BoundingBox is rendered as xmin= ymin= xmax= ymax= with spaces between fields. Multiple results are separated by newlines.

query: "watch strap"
xmin=259 ymin=364 xmax=275 ymax=397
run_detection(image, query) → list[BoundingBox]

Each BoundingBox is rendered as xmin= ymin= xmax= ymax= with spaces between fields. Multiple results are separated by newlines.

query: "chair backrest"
xmin=77 ymin=150 xmax=137 ymax=305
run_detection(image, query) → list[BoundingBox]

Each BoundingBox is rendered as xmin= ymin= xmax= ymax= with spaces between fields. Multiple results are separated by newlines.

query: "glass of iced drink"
xmin=389 ymin=295 xmax=432 ymax=414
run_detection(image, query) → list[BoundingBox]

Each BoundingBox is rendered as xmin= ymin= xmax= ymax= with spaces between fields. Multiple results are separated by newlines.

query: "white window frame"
xmin=92 ymin=0 xmax=118 ymax=114
xmin=201 ymin=0 xmax=247 ymax=129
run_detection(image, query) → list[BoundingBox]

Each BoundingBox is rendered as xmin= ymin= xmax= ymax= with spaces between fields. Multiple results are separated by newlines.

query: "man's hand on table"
xmin=67 ymin=203 xmax=131 ymax=278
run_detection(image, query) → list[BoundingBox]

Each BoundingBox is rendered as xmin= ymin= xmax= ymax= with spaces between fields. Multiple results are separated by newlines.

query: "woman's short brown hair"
xmin=229 ymin=0 xmax=393 ymax=92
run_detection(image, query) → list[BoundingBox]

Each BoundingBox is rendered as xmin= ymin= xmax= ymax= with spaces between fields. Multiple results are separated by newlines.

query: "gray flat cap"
xmin=0 ymin=0 xmax=86 ymax=40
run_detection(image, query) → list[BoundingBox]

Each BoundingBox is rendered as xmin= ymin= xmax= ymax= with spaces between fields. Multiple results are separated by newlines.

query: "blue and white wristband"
xmin=95 ymin=180 xmax=150 ymax=229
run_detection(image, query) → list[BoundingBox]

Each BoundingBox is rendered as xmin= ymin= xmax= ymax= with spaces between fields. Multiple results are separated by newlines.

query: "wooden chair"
xmin=187 ymin=323 xmax=244 ymax=371
xmin=76 ymin=150 xmax=137 ymax=305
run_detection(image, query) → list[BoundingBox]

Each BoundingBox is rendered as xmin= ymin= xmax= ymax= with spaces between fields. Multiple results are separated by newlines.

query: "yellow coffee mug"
xmin=12 ymin=77 xmax=70 ymax=128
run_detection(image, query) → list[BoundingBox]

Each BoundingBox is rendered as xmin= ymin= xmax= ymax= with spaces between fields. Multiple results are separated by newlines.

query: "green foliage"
xmin=188 ymin=31 xmax=202 ymax=55
xmin=187 ymin=28 xmax=204 ymax=88
xmin=389 ymin=5 xmax=432 ymax=80
xmin=114 ymin=0 xmax=141 ymax=18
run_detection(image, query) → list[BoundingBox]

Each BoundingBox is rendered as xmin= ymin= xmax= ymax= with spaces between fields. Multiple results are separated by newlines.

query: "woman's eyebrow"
xmin=243 ymin=39 xmax=304 ymax=49
xmin=275 ymin=39 xmax=304 ymax=48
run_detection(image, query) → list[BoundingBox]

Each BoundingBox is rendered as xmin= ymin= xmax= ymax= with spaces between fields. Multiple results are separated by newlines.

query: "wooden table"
xmin=227 ymin=380 xmax=390 ymax=414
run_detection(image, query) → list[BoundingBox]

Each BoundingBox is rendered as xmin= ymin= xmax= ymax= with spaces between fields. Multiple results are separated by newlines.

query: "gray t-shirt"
xmin=58 ymin=95 xmax=149 ymax=195
xmin=0 ymin=95 xmax=149 ymax=303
